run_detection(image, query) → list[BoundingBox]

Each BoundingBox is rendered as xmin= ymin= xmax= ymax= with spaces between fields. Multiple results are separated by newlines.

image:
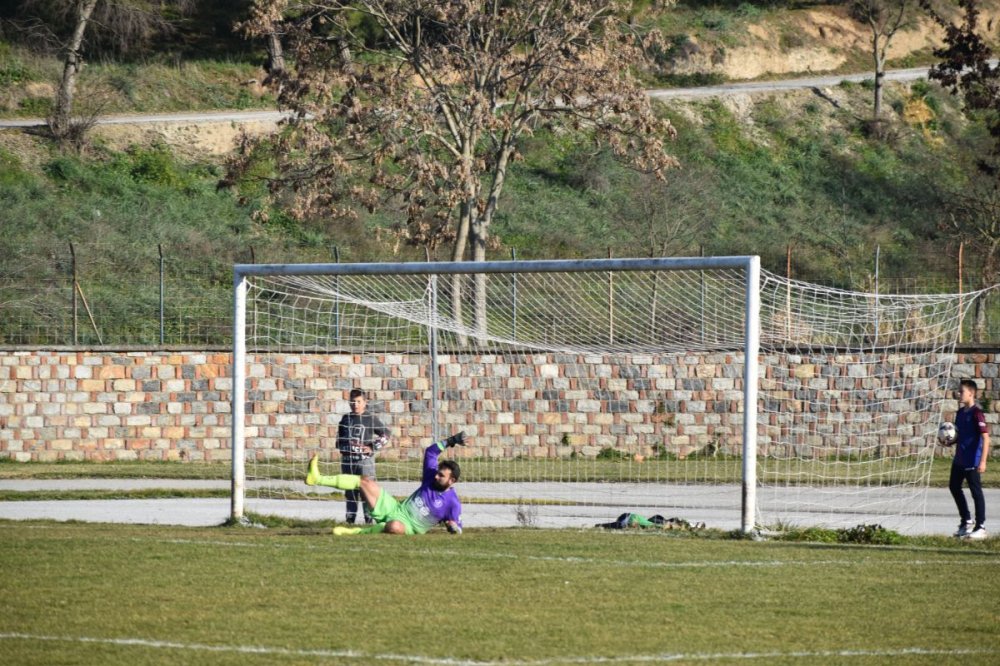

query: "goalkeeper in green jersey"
xmin=306 ymin=432 xmax=466 ymax=535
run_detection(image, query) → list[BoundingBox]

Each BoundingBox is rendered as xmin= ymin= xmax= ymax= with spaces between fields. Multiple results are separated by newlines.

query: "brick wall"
xmin=0 ymin=349 xmax=997 ymax=462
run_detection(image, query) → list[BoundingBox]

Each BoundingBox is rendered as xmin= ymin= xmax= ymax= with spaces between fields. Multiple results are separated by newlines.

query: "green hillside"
xmin=0 ymin=1 xmax=997 ymax=344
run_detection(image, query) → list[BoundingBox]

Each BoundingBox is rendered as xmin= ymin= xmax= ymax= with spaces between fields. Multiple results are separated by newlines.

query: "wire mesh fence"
xmin=2 ymin=247 xmax=1000 ymax=347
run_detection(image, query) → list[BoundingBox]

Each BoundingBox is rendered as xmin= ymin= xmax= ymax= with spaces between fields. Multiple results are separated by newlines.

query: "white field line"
xmin=0 ymin=632 xmax=995 ymax=665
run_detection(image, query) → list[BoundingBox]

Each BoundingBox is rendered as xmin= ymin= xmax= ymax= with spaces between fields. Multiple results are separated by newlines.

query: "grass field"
xmin=1 ymin=521 xmax=998 ymax=665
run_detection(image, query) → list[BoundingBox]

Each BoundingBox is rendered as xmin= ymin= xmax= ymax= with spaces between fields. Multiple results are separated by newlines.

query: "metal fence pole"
xmin=958 ymin=241 xmax=964 ymax=344
xmin=607 ymin=247 xmax=614 ymax=345
xmin=510 ymin=248 xmax=518 ymax=339
xmin=69 ymin=242 xmax=78 ymax=345
xmin=700 ymin=245 xmax=706 ymax=344
xmin=333 ymin=245 xmax=341 ymax=346
xmin=786 ymin=244 xmax=792 ymax=340
xmin=158 ymin=244 xmax=165 ymax=345
xmin=429 ymin=273 xmax=441 ymax=444
xmin=874 ymin=244 xmax=880 ymax=347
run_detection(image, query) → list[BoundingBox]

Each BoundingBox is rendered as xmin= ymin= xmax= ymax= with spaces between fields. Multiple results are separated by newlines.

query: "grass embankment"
xmin=643 ymin=1 xmax=951 ymax=87
xmin=0 ymin=521 xmax=997 ymax=665
xmin=0 ymin=73 xmax=994 ymax=344
xmin=1 ymin=1 xmax=974 ymax=117
xmin=0 ymin=42 xmax=274 ymax=119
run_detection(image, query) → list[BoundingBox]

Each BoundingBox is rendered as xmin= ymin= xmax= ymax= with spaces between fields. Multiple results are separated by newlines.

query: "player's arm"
xmin=444 ymin=502 xmax=463 ymax=535
xmin=422 ymin=432 xmax=465 ymax=481
xmin=370 ymin=415 xmax=390 ymax=452
xmin=336 ymin=416 xmax=351 ymax=454
xmin=977 ymin=407 xmax=990 ymax=473
xmin=980 ymin=432 xmax=990 ymax=473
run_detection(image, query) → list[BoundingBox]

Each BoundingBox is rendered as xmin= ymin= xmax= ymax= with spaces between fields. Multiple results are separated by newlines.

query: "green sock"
xmin=359 ymin=523 xmax=385 ymax=535
xmin=315 ymin=474 xmax=361 ymax=491
xmin=627 ymin=513 xmax=656 ymax=528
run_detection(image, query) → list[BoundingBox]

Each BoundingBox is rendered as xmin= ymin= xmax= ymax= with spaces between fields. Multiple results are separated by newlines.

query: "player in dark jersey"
xmin=337 ymin=389 xmax=390 ymax=524
xmin=950 ymin=379 xmax=991 ymax=540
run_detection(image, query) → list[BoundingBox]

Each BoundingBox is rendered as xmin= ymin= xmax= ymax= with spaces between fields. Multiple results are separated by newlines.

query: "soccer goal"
xmin=231 ymin=257 xmax=970 ymax=533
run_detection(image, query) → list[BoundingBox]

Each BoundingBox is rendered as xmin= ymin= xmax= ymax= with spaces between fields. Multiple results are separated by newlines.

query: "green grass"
xmin=0 ymin=521 xmax=998 ymax=665
xmin=0 ymin=460 xmax=232 ymax=480
xmin=0 ymin=42 xmax=274 ymax=118
xmin=3 ymin=74 xmax=1000 ymax=345
xmin=0 ymin=488 xmax=230 ymax=502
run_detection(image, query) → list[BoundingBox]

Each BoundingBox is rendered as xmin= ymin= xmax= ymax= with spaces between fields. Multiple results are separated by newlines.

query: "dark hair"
xmin=439 ymin=459 xmax=460 ymax=482
xmin=960 ymin=378 xmax=978 ymax=394
xmin=349 ymin=389 xmax=365 ymax=400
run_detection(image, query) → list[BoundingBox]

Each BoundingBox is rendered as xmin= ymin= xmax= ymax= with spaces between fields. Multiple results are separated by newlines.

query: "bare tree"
xmin=594 ymin=158 xmax=716 ymax=263
xmin=923 ymin=0 xmax=1000 ymax=173
xmin=229 ymin=0 xmax=678 ymax=338
xmin=851 ymin=0 xmax=912 ymax=129
xmin=50 ymin=0 xmax=99 ymax=139
xmin=942 ymin=182 xmax=1000 ymax=340
xmin=921 ymin=0 xmax=1000 ymax=339
xmin=25 ymin=0 xmax=194 ymax=143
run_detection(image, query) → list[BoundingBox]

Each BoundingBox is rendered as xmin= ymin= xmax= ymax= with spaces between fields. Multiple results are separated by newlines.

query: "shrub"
xmin=836 ymin=523 xmax=904 ymax=545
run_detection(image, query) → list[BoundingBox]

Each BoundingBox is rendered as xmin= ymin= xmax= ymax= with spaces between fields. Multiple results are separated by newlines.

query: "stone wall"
xmin=0 ymin=349 xmax=997 ymax=462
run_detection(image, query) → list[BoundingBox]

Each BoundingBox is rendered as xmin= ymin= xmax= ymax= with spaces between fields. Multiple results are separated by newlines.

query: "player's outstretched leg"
xmin=305 ymin=455 xmax=361 ymax=490
xmin=333 ymin=524 xmax=384 ymax=536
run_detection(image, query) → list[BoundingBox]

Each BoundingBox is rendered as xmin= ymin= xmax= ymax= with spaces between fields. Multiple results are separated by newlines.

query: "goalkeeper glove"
xmin=445 ymin=431 xmax=466 ymax=447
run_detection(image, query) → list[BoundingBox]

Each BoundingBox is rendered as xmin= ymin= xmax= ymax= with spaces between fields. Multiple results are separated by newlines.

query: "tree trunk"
xmin=450 ymin=200 xmax=473 ymax=346
xmin=52 ymin=0 xmax=100 ymax=138
xmin=468 ymin=141 xmax=515 ymax=341
xmin=337 ymin=38 xmax=353 ymax=73
xmin=265 ymin=25 xmax=285 ymax=74
xmin=873 ymin=55 xmax=884 ymax=120
xmin=973 ymin=291 xmax=989 ymax=342
xmin=472 ymin=216 xmax=488 ymax=342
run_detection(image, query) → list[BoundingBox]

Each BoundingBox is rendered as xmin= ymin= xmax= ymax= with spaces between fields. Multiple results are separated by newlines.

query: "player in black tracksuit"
xmin=338 ymin=389 xmax=390 ymax=524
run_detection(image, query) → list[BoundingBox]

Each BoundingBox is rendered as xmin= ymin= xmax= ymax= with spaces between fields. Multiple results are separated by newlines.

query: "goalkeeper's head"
xmin=348 ymin=388 xmax=367 ymax=414
xmin=433 ymin=460 xmax=461 ymax=491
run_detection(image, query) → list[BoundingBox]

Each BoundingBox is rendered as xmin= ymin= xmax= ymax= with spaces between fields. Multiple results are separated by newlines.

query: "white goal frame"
xmin=230 ymin=256 xmax=762 ymax=532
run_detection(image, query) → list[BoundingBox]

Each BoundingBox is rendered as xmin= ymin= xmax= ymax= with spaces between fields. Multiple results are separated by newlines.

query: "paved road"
xmin=0 ymin=64 xmax=954 ymax=129
xmin=647 ymin=65 xmax=937 ymax=100
xmin=2 ymin=478 xmax=994 ymax=535
xmin=0 ymin=109 xmax=295 ymax=129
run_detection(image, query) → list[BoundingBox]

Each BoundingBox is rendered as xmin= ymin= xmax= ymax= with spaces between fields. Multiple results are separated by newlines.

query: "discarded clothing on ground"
xmin=596 ymin=512 xmax=706 ymax=531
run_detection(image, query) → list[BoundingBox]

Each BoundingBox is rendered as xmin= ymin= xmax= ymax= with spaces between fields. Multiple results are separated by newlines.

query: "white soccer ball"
xmin=937 ymin=422 xmax=957 ymax=446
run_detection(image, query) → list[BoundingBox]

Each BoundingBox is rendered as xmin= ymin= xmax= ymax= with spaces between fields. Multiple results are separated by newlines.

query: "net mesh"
xmin=238 ymin=263 xmax=971 ymax=531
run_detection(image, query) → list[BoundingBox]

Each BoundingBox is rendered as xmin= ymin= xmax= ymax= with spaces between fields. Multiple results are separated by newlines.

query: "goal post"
xmin=232 ymin=256 xmax=762 ymax=530
xmin=230 ymin=255 xmax=967 ymax=533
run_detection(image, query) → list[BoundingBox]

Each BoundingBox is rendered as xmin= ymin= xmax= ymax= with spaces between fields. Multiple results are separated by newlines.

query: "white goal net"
xmin=231 ymin=257 xmax=971 ymax=532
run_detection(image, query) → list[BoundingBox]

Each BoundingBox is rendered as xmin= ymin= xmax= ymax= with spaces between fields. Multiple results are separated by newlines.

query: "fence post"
xmin=874 ymin=244 xmax=880 ymax=348
xmin=607 ymin=247 xmax=614 ymax=345
xmin=69 ymin=242 xmax=78 ymax=345
xmin=333 ymin=245 xmax=340 ymax=346
xmin=511 ymin=248 xmax=518 ymax=339
xmin=423 ymin=246 xmax=440 ymax=442
xmin=700 ymin=245 xmax=706 ymax=344
xmin=158 ymin=244 xmax=165 ymax=345
xmin=786 ymin=244 xmax=792 ymax=340
xmin=958 ymin=241 xmax=964 ymax=344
